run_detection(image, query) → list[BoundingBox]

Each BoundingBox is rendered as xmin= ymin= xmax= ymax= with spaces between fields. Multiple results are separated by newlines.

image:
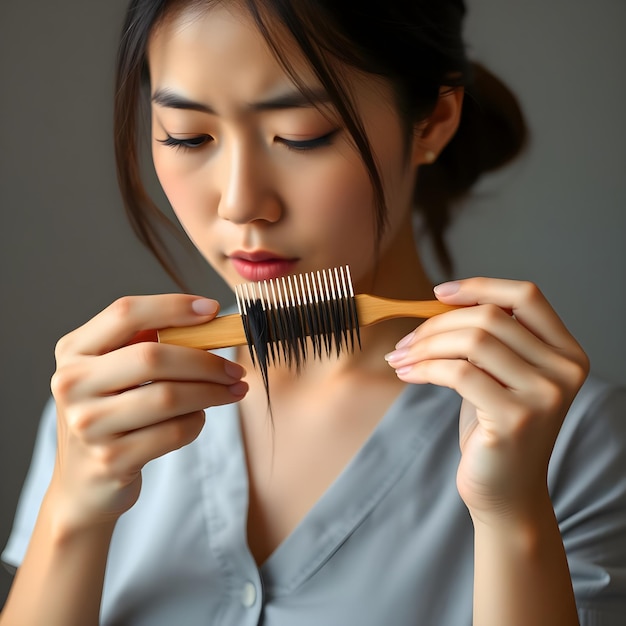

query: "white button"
xmin=241 ymin=581 xmax=257 ymax=608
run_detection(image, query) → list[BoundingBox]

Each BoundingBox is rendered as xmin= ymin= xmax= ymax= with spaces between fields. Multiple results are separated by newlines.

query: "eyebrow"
xmin=151 ymin=88 xmax=331 ymax=113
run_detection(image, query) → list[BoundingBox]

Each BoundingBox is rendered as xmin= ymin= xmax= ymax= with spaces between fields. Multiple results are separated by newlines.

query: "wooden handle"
xmin=355 ymin=294 xmax=459 ymax=327
xmin=157 ymin=312 xmax=247 ymax=350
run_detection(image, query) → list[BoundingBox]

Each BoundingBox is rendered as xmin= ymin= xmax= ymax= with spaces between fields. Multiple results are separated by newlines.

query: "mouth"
xmin=229 ymin=251 xmax=299 ymax=282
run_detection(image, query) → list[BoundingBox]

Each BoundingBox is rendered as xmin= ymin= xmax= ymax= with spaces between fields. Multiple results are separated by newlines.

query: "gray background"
xmin=1 ymin=0 xmax=624 ymax=609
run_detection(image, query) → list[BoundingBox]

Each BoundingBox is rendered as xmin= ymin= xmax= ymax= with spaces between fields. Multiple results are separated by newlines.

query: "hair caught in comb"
xmin=157 ymin=265 xmax=459 ymax=414
xmin=235 ymin=267 xmax=361 ymax=397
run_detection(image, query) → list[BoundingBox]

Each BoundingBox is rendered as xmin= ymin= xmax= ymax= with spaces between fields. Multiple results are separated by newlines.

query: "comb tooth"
xmin=305 ymin=271 xmax=321 ymax=359
xmin=331 ymin=266 xmax=348 ymax=355
xmin=309 ymin=271 xmax=320 ymax=359
xmin=289 ymin=275 xmax=303 ymax=369
xmin=299 ymin=272 xmax=315 ymax=359
xmin=262 ymin=280 xmax=276 ymax=364
xmin=344 ymin=265 xmax=361 ymax=350
xmin=320 ymin=270 xmax=330 ymax=357
xmin=346 ymin=266 xmax=354 ymax=297
xmin=336 ymin=266 xmax=351 ymax=353
xmin=261 ymin=280 xmax=277 ymax=366
xmin=311 ymin=271 xmax=322 ymax=358
xmin=248 ymin=283 xmax=263 ymax=360
xmin=236 ymin=284 xmax=252 ymax=363
xmin=335 ymin=267 xmax=354 ymax=351
xmin=318 ymin=270 xmax=333 ymax=357
xmin=338 ymin=266 xmax=348 ymax=348
xmin=280 ymin=276 xmax=295 ymax=368
xmin=323 ymin=268 xmax=339 ymax=358
xmin=282 ymin=276 xmax=295 ymax=367
xmin=288 ymin=274 xmax=307 ymax=369
xmin=275 ymin=277 xmax=286 ymax=366
xmin=257 ymin=281 xmax=275 ymax=369
xmin=239 ymin=282 xmax=257 ymax=367
xmin=269 ymin=277 xmax=286 ymax=365
xmin=311 ymin=271 xmax=325 ymax=359
xmin=330 ymin=268 xmax=345 ymax=357
xmin=247 ymin=281 xmax=272 ymax=389
xmin=235 ymin=284 xmax=243 ymax=315
xmin=337 ymin=266 xmax=354 ymax=352
xmin=285 ymin=275 xmax=297 ymax=370
xmin=322 ymin=269 xmax=333 ymax=357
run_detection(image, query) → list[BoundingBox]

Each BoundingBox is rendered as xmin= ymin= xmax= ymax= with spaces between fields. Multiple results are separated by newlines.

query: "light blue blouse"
xmin=3 ymin=362 xmax=626 ymax=625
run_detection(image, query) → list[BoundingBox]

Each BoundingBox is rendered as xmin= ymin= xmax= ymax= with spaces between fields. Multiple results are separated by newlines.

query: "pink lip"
xmin=229 ymin=251 xmax=299 ymax=282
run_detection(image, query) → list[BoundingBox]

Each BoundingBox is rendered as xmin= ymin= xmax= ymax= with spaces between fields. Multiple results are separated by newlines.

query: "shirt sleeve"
xmin=2 ymin=397 xmax=57 ymax=573
xmin=548 ymin=376 xmax=626 ymax=624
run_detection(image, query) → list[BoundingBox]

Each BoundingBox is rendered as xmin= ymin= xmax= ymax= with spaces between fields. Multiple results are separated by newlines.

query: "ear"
xmin=412 ymin=87 xmax=464 ymax=166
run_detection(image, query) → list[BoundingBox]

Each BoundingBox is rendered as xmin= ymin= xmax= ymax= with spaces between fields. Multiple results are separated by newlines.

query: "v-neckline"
xmin=252 ymin=383 xmax=451 ymax=593
xmin=198 ymin=348 xmax=459 ymax=597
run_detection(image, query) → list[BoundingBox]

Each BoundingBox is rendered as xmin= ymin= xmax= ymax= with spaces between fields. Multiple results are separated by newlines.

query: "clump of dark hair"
xmin=114 ymin=0 xmax=527 ymax=285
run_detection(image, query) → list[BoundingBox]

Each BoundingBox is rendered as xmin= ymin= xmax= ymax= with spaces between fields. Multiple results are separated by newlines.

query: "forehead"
xmin=147 ymin=3 xmax=318 ymax=100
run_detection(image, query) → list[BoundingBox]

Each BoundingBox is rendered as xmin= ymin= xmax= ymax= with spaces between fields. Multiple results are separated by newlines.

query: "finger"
xmin=56 ymin=294 xmax=220 ymax=358
xmin=388 ymin=327 xmax=544 ymax=392
xmin=125 ymin=329 xmax=159 ymax=346
xmin=56 ymin=342 xmax=246 ymax=398
xmin=433 ymin=278 xmax=582 ymax=356
xmin=67 ymin=379 xmax=248 ymax=441
xmin=393 ymin=355 xmax=564 ymax=437
xmin=396 ymin=357 xmax=516 ymax=425
xmin=102 ymin=410 xmax=208 ymax=475
xmin=399 ymin=304 xmax=570 ymax=378
xmin=396 ymin=352 xmax=576 ymax=436
xmin=399 ymin=357 xmax=571 ymax=444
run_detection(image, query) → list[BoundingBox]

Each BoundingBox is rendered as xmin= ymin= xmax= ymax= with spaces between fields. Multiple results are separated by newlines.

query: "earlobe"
xmin=413 ymin=87 xmax=464 ymax=166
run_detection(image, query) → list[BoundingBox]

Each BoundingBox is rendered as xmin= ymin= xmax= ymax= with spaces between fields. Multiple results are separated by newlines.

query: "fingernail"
xmin=395 ymin=331 xmax=415 ymax=350
xmin=434 ymin=281 xmax=460 ymax=297
xmin=394 ymin=366 xmax=412 ymax=377
xmin=384 ymin=348 xmax=408 ymax=364
xmin=224 ymin=361 xmax=246 ymax=380
xmin=192 ymin=298 xmax=219 ymax=315
xmin=228 ymin=381 xmax=249 ymax=398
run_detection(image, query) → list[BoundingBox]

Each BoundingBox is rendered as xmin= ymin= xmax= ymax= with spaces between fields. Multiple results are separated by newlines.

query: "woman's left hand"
xmin=385 ymin=277 xmax=589 ymax=523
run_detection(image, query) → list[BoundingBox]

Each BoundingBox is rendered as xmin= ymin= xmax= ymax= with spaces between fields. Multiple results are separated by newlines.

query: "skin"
xmin=1 ymin=3 xmax=588 ymax=625
xmin=148 ymin=5 xmax=429 ymax=297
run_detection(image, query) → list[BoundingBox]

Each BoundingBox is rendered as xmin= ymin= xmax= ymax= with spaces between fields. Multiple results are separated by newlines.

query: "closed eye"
xmin=275 ymin=129 xmax=339 ymax=152
xmin=156 ymin=134 xmax=213 ymax=150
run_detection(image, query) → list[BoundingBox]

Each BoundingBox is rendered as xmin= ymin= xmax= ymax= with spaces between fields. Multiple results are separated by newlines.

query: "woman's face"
xmin=148 ymin=4 xmax=421 ymax=293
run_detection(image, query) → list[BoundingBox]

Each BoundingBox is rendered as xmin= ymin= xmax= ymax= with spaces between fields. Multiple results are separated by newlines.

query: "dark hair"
xmin=114 ymin=0 xmax=527 ymax=286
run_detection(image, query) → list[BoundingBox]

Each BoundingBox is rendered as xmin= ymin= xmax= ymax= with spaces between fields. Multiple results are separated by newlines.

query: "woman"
xmin=2 ymin=1 xmax=625 ymax=624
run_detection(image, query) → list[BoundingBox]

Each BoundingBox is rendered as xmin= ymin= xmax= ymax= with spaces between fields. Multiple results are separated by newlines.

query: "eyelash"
xmin=157 ymin=130 xmax=338 ymax=153
xmin=157 ymin=135 xmax=212 ymax=150
xmin=276 ymin=130 xmax=339 ymax=152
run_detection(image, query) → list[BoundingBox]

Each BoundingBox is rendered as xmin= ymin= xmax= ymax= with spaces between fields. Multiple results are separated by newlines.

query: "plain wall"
xmin=1 ymin=0 xmax=624 ymax=609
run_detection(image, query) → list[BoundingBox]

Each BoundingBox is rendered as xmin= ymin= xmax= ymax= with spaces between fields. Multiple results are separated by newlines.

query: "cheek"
xmin=151 ymin=159 xmax=218 ymax=260
xmin=291 ymin=155 xmax=375 ymax=232
xmin=152 ymin=152 xmax=208 ymax=226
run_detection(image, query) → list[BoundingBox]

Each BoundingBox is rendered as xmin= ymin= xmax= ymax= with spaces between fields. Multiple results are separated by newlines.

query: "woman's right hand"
xmin=49 ymin=294 xmax=248 ymax=531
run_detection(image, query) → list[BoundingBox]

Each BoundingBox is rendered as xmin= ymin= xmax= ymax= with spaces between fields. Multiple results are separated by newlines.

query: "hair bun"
xmin=415 ymin=61 xmax=528 ymax=273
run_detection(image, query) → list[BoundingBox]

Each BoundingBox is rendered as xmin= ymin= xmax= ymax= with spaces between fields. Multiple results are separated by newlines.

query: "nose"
xmin=217 ymin=140 xmax=282 ymax=225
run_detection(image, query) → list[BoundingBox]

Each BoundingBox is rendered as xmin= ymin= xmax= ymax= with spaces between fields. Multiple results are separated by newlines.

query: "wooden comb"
xmin=157 ymin=267 xmax=458 ymax=357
